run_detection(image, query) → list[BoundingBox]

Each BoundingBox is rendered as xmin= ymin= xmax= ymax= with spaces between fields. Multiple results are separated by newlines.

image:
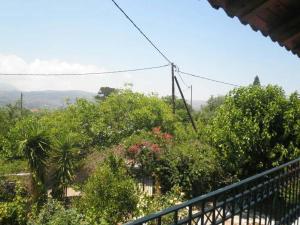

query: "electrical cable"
xmin=0 ymin=64 xmax=169 ymax=76
xmin=176 ymin=70 xmax=189 ymax=88
xmin=179 ymin=70 xmax=241 ymax=87
xmin=110 ymin=0 xmax=172 ymax=64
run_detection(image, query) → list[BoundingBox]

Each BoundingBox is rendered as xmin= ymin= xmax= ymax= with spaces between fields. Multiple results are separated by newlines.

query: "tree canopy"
xmin=209 ymin=85 xmax=300 ymax=177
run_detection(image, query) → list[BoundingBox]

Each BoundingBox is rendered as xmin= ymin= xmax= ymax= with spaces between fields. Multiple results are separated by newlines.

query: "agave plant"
xmin=18 ymin=120 xmax=51 ymax=204
xmin=51 ymin=133 xmax=78 ymax=200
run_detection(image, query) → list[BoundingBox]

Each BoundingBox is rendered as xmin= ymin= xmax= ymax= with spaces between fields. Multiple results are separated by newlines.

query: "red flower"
xmin=152 ymin=126 xmax=161 ymax=135
xmin=162 ymin=133 xmax=173 ymax=140
xmin=150 ymin=144 xmax=160 ymax=153
xmin=128 ymin=144 xmax=140 ymax=155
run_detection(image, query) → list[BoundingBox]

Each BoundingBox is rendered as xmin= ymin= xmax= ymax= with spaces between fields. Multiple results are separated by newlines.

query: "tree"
xmin=40 ymin=99 xmax=98 ymax=149
xmin=92 ymin=90 xmax=176 ymax=147
xmin=18 ymin=118 xmax=51 ymax=204
xmin=253 ymin=75 xmax=261 ymax=86
xmin=51 ymin=133 xmax=78 ymax=200
xmin=209 ymin=85 xmax=300 ymax=177
xmin=80 ymin=156 xmax=138 ymax=224
xmin=197 ymin=95 xmax=224 ymax=124
xmin=95 ymin=87 xmax=118 ymax=101
xmin=0 ymin=102 xmax=31 ymax=158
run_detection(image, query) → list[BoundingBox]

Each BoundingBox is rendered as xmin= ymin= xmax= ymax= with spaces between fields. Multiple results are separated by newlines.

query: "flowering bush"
xmin=126 ymin=141 xmax=161 ymax=178
xmin=124 ymin=127 xmax=174 ymax=179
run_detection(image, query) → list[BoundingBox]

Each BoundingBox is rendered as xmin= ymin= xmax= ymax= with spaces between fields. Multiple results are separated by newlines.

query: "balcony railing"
xmin=126 ymin=157 xmax=300 ymax=225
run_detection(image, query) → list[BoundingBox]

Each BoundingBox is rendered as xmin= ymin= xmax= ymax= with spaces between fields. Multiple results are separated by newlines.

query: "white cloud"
xmin=0 ymin=54 xmax=133 ymax=92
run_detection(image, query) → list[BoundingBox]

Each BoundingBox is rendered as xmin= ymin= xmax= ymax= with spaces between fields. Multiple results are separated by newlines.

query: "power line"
xmin=110 ymin=1 xmax=193 ymax=90
xmin=110 ymin=0 xmax=172 ymax=64
xmin=0 ymin=64 xmax=169 ymax=76
xmin=176 ymin=71 xmax=189 ymax=88
xmin=179 ymin=70 xmax=241 ymax=87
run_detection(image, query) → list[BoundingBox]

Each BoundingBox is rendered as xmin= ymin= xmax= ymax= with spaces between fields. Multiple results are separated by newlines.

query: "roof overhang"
xmin=208 ymin=0 xmax=300 ymax=57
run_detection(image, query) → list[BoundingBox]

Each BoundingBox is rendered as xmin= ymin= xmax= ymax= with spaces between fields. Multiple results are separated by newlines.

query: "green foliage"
xmin=40 ymin=99 xmax=97 ymax=149
xmin=2 ymin=86 xmax=300 ymax=225
xmin=253 ymin=75 xmax=261 ymax=86
xmin=123 ymin=128 xmax=225 ymax=198
xmin=95 ymin=86 xmax=119 ymax=101
xmin=15 ymin=117 xmax=51 ymax=203
xmin=0 ymin=102 xmax=31 ymax=158
xmin=197 ymin=95 xmax=224 ymax=124
xmin=209 ymin=85 xmax=300 ymax=177
xmin=0 ymin=181 xmax=29 ymax=225
xmin=157 ymin=140 xmax=226 ymax=197
xmin=92 ymin=90 xmax=176 ymax=147
xmin=173 ymin=123 xmax=195 ymax=140
xmin=51 ymin=133 xmax=78 ymax=199
xmin=162 ymin=96 xmax=192 ymax=123
xmin=28 ymin=199 xmax=88 ymax=225
xmin=123 ymin=127 xmax=173 ymax=180
xmin=80 ymin=155 xmax=138 ymax=224
xmin=135 ymin=185 xmax=185 ymax=221
xmin=0 ymin=159 xmax=27 ymax=175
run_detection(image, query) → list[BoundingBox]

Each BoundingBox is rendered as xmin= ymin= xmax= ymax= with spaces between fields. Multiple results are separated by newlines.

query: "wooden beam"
xmin=237 ymin=0 xmax=270 ymax=18
xmin=269 ymin=15 xmax=300 ymax=42
xmin=283 ymin=30 xmax=300 ymax=45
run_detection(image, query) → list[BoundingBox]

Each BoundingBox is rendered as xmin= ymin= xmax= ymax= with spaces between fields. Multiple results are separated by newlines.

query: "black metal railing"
xmin=126 ymin=157 xmax=300 ymax=225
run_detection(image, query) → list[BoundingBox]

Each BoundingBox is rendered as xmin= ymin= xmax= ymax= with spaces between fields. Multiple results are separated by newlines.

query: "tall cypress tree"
xmin=253 ymin=75 xmax=261 ymax=86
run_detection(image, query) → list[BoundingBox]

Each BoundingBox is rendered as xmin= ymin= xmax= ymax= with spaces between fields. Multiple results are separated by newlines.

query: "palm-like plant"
xmin=19 ymin=121 xmax=51 ymax=204
xmin=51 ymin=133 xmax=78 ymax=200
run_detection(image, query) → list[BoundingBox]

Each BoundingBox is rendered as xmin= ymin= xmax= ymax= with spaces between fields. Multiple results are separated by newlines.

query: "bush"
xmin=80 ymin=155 xmax=138 ymax=224
xmin=28 ymin=199 xmax=88 ymax=225
xmin=134 ymin=185 xmax=185 ymax=222
xmin=156 ymin=140 xmax=227 ymax=197
xmin=0 ymin=182 xmax=29 ymax=225
xmin=123 ymin=129 xmax=226 ymax=198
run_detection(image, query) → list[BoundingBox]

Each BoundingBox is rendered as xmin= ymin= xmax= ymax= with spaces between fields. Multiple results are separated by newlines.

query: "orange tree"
xmin=209 ymin=85 xmax=300 ymax=178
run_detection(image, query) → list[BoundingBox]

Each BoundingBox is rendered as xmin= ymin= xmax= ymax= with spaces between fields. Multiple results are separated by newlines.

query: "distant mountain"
xmin=0 ymin=90 xmax=95 ymax=109
xmin=0 ymin=82 xmax=19 ymax=92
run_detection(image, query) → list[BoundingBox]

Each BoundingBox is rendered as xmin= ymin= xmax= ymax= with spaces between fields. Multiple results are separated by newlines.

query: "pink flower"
xmin=162 ymin=133 xmax=173 ymax=140
xmin=128 ymin=144 xmax=140 ymax=155
xmin=151 ymin=144 xmax=160 ymax=153
xmin=152 ymin=127 xmax=161 ymax=134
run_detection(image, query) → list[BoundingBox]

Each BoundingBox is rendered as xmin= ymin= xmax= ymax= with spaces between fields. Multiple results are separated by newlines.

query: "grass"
xmin=0 ymin=159 xmax=28 ymax=175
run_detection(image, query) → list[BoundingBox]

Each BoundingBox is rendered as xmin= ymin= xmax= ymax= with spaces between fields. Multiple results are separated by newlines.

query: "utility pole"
xmin=174 ymin=76 xmax=197 ymax=131
xmin=190 ymin=85 xmax=193 ymax=109
xmin=20 ymin=92 xmax=23 ymax=116
xmin=171 ymin=63 xmax=175 ymax=114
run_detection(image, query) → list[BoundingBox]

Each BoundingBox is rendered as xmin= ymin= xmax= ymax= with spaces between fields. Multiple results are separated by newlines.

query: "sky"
xmin=0 ymin=0 xmax=300 ymax=100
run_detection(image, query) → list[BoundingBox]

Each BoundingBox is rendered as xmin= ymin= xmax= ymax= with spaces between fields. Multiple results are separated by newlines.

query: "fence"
xmin=126 ymin=157 xmax=300 ymax=225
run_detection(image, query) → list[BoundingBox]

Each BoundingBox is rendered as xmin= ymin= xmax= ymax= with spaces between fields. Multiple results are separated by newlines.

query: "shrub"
xmin=156 ymin=140 xmax=227 ymax=197
xmin=123 ymin=129 xmax=226 ymax=198
xmin=80 ymin=155 xmax=139 ymax=224
xmin=28 ymin=199 xmax=88 ymax=225
xmin=0 ymin=182 xmax=29 ymax=225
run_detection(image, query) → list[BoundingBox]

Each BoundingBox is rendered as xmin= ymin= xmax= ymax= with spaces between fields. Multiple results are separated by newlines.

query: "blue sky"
xmin=0 ymin=0 xmax=299 ymax=100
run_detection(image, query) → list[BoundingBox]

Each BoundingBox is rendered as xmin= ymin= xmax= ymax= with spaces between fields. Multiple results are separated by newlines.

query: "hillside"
xmin=0 ymin=90 xmax=95 ymax=109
